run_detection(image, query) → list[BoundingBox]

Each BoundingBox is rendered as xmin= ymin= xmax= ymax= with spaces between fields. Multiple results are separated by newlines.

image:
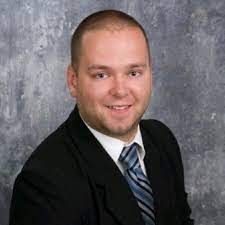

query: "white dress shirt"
xmin=83 ymin=120 xmax=147 ymax=175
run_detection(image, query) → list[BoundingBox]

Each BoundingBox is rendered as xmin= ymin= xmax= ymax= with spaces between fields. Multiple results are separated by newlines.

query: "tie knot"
xmin=119 ymin=143 xmax=140 ymax=170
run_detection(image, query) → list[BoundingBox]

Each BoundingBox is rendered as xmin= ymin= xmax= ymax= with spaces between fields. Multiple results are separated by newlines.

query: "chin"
xmin=106 ymin=123 xmax=136 ymax=137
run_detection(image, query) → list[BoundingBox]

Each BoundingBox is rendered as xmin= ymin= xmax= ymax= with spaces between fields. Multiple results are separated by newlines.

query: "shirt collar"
xmin=81 ymin=118 xmax=145 ymax=165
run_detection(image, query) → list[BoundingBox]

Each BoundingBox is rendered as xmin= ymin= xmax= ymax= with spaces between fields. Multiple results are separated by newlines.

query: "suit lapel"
xmin=65 ymin=107 xmax=145 ymax=225
xmin=140 ymin=122 xmax=174 ymax=225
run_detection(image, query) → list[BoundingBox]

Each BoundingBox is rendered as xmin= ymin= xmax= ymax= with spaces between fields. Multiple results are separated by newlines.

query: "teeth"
xmin=108 ymin=105 xmax=129 ymax=110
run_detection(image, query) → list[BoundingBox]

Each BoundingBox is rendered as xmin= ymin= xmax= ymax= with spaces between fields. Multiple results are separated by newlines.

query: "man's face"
xmin=68 ymin=27 xmax=152 ymax=142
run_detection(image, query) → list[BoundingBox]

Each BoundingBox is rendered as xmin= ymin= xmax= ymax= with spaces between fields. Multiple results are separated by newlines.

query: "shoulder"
xmin=140 ymin=119 xmax=184 ymax=172
xmin=14 ymin=119 xmax=90 ymax=201
xmin=23 ymin=122 xmax=69 ymax=171
xmin=140 ymin=119 xmax=178 ymax=144
xmin=19 ymin=120 xmax=86 ymax=187
xmin=10 ymin=122 xmax=93 ymax=224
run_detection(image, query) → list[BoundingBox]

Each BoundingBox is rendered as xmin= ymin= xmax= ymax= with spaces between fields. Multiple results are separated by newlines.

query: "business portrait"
xmin=1 ymin=1 xmax=225 ymax=225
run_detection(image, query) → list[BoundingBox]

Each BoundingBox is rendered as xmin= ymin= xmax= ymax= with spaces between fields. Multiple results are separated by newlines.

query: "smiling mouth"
xmin=106 ymin=105 xmax=131 ymax=110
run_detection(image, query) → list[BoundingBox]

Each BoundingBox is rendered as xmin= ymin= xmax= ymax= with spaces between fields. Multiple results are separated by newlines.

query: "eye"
xmin=129 ymin=70 xmax=142 ymax=77
xmin=95 ymin=72 xmax=108 ymax=79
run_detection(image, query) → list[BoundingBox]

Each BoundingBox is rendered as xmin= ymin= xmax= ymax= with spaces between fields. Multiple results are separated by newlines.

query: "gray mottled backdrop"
xmin=0 ymin=0 xmax=225 ymax=224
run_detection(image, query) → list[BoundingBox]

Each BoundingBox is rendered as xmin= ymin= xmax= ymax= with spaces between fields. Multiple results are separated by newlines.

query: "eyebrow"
xmin=87 ymin=63 xmax=147 ymax=71
xmin=87 ymin=65 xmax=109 ymax=71
xmin=128 ymin=64 xmax=147 ymax=69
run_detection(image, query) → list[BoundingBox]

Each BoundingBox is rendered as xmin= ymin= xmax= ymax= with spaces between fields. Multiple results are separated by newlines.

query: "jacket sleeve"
xmin=9 ymin=168 xmax=88 ymax=225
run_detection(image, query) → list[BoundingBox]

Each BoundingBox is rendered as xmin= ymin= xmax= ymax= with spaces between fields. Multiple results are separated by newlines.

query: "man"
xmin=9 ymin=10 xmax=194 ymax=225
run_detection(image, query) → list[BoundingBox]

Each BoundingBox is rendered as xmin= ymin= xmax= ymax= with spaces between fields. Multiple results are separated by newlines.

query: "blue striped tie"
xmin=119 ymin=143 xmax=155 ymax=225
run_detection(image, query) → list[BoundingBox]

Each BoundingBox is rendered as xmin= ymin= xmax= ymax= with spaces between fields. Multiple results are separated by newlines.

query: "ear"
xmin=67 ymin=64 xmax=78 ymax=98
xmin=149 ymin=65 xmax=153 ymax=92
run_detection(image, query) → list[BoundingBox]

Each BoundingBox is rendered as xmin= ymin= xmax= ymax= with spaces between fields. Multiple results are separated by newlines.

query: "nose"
xmin=109 ymin=74 xmax=128 ymax=98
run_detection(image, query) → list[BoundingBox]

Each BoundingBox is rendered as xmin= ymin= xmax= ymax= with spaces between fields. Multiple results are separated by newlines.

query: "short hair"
xmin=71 ymin=9 xmax=151 ymax=69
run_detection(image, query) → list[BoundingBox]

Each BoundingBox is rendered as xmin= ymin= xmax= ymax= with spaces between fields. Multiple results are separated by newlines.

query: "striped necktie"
xmin=119 ymin=143 xmax=155 ymax=225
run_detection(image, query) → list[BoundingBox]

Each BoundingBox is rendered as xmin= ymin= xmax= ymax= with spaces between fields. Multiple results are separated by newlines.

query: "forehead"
xmin=80 ymin=27 xmax=149 ymax=66
xmin=82 ymin=26 xmax=147 ymax=45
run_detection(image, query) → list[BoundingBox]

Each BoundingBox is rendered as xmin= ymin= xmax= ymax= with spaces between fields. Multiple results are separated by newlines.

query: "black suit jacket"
xmin=9 ymin=107 xmax=194 ymax=225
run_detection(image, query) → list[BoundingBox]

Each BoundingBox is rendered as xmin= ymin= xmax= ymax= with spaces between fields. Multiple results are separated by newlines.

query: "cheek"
xmin=142 ymin=77 xmax=152 ymax=95
xmin=133 ymin=80 xmax=151 ymax=99
xmin=78 ymin=83 xmax=108 ymax=105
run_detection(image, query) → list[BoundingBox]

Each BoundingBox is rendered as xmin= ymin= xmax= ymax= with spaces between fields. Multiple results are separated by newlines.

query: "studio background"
xmin=0 ymin=0 xmax=225 ymax=225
